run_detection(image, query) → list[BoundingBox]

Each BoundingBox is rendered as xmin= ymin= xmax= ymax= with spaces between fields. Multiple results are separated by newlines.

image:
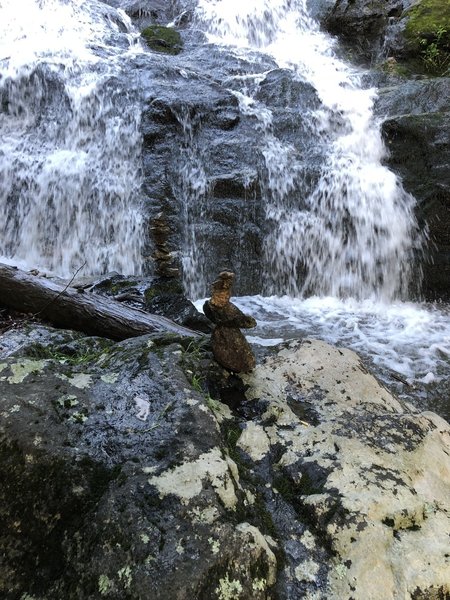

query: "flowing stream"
xmin=0 ymin=0 xmax=145 ymax=276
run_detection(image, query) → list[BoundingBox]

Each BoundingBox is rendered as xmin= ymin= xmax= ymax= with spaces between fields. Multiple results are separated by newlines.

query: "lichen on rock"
xmin=147 ymin=446 xmax=239 ymax=509
xmin=1 ymin=320 xmax=449 ymax=599
xmin=242 ymin=339 xmax=450 ymax=599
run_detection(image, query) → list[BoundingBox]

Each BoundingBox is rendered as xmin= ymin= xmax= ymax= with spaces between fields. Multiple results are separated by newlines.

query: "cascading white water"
xmin=175 ymin=108 xmax=210 ymax=301
xmin=193 ymin=0 xmax=449 ymax=416
xmin=0 ymin=0 xmax=145 ymax=277
xmin=195 ymin=0 xmax=421 ymax=300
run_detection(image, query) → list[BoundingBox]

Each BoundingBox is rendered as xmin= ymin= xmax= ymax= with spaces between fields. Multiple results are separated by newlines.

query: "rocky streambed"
xmin=0 ymin=314 xmax=449 ymax=599
xmin=1 ymin=0 xmax=450 ymax=597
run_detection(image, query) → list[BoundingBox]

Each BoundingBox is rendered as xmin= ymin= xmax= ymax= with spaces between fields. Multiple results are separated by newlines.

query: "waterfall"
xmin=175 ymin=108 xmax=210 ymax=301
xmin=194 ymin=0 xmax=422 ymax=301
xmin=192 ymin=0 xmax=449 ymax=415
xmin=0 ymin=0 xmax=145 ymax=277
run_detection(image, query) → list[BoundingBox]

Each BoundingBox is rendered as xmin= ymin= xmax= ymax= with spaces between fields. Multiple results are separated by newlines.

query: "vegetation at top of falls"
xmin=141 ymin=25 xmax=183 ymax=55
xmin=419 ymin=27 xmax=449 ymax=75
xmin=404 ymin=0 xmax=450 ymax=75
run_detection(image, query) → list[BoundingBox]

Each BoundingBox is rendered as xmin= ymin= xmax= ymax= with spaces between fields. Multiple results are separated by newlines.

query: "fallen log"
xmin=0 ymin=263 xmax=201 ymax=341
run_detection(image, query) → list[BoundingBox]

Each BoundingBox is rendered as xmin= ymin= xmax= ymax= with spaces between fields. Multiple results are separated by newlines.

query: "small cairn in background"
xmin=203 ymin=271 xmax=256 ymax=373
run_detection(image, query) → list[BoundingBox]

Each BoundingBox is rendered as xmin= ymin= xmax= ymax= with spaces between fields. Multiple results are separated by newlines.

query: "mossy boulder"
xmin=403 ymin=0 xmax=450 ymax=74
xmin=0 ymin=325 xmax=275 ymax=599
xmin=404 ymin=0 xmax=450 ymax=47
xmin=323 ymin=0 xmax=450 ymax=73
xmin=141 ymin=25 xmax=183 ymax=55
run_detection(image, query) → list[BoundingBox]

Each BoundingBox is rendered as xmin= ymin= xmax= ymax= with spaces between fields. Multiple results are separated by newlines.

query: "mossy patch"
xmin=25 ymin=338 xmax=114 ymax=366
xmin=141 ymin=25 xmax=183 ymax=55
xmin=144 ymin=278 xmax=184 ymax=302
xmin=405 ymin=0 xmax=450 ymax=41
xmin=0 ymin=442 xmax=120 ymax=597
xmin=404 ymin=0 xmax=450 ymax=74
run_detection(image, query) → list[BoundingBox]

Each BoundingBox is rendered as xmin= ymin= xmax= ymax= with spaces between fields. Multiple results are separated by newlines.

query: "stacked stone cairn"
xmin=203 ymin=271 xmax=257 ymax=373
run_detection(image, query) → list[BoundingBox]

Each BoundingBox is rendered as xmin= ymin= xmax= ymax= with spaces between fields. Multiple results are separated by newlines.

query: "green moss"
xmin=109 ymin=280 xmax=134 ymax=294
xmin=404 ymin=0 xmax=450 ymax=74
xmin=297 ymin=471 xmax=325 ymax=496
xmin=251 ymin=495 xmax=278 ymax=539
xmin=273 ymin=474 xmax=297 ymax=503
xmin=225 ymin=423 xmax=243 ymax=464
xmin=141 ymin=25 xmax=183 ymax=55
xmin=26 ymin=339 xmax=114 ymax=366
xmin=144 ymin=278 xmax=184 ymax=302
xmin=405 ymin=0 xmax=450 ymax=40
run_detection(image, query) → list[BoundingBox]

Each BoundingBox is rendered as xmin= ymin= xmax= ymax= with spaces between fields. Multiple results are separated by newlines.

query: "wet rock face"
xmin=137 ymin=51 xmax=325 ymax=297
xmin=111 ymin=0 xmax=321 ymax=299
xmin=131 ymin=50 xmax=267 ymax=296
xmin=376 ymin=78 xmax=450 ymax=300
xmin=319 ymin=0 xmax=450 ymax=67
xmin=102 ymin=0 xmax=177 ymax=27
xmin=323 ymin=0 xmax=410 ymax=63
xmin=0 ymin=326 xmax=276 ymax=599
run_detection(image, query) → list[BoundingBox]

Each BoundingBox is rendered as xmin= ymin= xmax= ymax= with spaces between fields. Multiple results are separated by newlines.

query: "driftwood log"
xmin=0 ymin=263 xmax=201 ymax=341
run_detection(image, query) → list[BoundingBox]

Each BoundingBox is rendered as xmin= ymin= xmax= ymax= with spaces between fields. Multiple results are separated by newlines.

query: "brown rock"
xmin=209 ymin=270 xmax=235 ymax=308
xmin=212 ymin=326 xmax=256 ymax=373
xmin=206 ymin=270 xmax=257 ymax=372
xmin=203 ymin=300 xmax=256 ymax=329
xmin=204 ymin=270 xmax=256 ymax=328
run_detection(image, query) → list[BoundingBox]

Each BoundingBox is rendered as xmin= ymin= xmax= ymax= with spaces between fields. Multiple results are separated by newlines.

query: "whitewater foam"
xmin=0 ymin=0 xmax=146 ymax=277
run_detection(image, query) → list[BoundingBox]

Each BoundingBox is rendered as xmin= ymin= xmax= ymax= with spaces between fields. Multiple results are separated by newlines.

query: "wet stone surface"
xmin=0 ymin=325 xmax=449 ymax=599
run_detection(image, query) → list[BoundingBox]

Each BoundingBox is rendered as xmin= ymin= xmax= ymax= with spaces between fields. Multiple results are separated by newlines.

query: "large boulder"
xmin=1 ymin=324 xmax=449 ymax=599
xmin=241 ymin=339 xmax=450 ymax=599
xmin=0 ymin=326 xmax=277 ymax=599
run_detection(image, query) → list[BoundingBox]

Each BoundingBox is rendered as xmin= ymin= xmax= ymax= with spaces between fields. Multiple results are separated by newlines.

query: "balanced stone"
xmin=204 ymin=271 xmax=256 ymax=373
xmin=203 ymin=271 xmax=257 ymax=329
xmin=211 ymin=326 xmax=256 ymax=373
